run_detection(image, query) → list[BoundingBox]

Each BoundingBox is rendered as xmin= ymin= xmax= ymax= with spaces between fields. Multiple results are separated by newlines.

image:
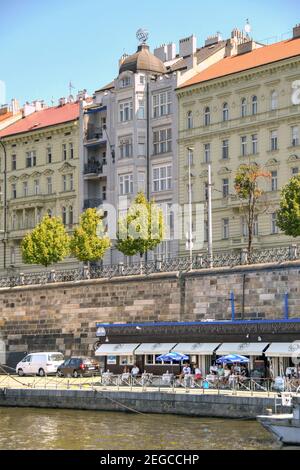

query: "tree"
xmin=116 ymin=192 xmax=164 ymax=262
xmin=21 ymin=215 xmax=70 ymax=268
xmin=70 ymin=208 xmax=111 ymax=265
xmin=234 ymin=164 xmax=271 ymax=257
xmin=276 ymin=174 xmax=300 ymax=238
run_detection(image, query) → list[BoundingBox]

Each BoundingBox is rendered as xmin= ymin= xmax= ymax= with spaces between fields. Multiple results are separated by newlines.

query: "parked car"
xmin=57 ymin=357 xmax=100 ymax=378
xmin=16 ymin=352 xmax=64 ymax=377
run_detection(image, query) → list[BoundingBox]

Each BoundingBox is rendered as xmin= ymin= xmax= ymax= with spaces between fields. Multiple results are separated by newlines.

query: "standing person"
xmin=180 ymin=363 xmax=191 ymax=384
xmin=131 ymin=364 xmax=140 ymax=378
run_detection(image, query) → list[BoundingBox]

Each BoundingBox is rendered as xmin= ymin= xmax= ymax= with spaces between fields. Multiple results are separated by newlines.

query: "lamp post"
xmin=0 ymin=138 xmax=7 ymax=270
xmin=207 ymin=162 xmax=213 ymax=268
xmin=187 ymin=148 xmax=193 ymax=266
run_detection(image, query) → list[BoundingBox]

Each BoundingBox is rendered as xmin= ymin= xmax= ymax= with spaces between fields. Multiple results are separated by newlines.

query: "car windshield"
xmin=49 ymin=354 xmax=64 ymax=362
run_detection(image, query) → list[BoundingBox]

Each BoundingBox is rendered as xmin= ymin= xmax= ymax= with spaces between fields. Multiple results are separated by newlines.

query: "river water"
xmin=0 ymin=407 xmax=285 ymax=450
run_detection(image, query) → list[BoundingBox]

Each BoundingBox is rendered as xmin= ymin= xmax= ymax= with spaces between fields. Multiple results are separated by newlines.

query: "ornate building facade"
xmin=177 ymin=25 xmax=300 ymax=255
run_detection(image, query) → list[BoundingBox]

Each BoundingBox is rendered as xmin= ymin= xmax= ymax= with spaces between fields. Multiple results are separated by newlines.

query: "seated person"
xmin=131 ymin=364 xmax=140 ymax=378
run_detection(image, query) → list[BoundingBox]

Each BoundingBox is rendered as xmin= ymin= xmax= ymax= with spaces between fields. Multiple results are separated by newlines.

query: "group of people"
xmin=122 ymin=365 xmax=140 ymax=378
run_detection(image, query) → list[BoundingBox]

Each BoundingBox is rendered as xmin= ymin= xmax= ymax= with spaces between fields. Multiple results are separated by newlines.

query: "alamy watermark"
xmin=292 ymin=80 xmax=300 ymax=105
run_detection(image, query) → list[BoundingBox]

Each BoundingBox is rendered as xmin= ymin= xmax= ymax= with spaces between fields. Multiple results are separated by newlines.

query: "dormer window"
xmin=120 ymin=77 xmax=131 ymax=88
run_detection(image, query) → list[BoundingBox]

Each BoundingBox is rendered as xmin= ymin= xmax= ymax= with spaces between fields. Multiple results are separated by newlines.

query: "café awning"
xmin=95 ymin=344 xmax=140 ymax=356
xmin=172 ymin=343 xmax=221 ymax=355
xmin=264 ymin=343 xmax=300 ymax=357
xmin=216 ymin=343 xmax=270 ymax=356
xmin=135 ymin=343 xmax=177 ymax=355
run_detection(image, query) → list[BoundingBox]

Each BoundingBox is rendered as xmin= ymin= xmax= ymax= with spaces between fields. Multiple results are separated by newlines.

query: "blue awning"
xmin=85 ymin=106 xmax=107 ymax=115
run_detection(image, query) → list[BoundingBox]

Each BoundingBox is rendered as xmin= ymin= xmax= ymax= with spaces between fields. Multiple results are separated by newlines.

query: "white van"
xmin=16 ymin=352 xmax=64 ymax=377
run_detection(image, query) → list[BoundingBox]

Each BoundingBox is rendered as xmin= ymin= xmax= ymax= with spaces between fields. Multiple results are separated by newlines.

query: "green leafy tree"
xmin=234 ymin=164 xmax=271 ymax=257
xmin=70 ymin=208 xmax=111 ymax=265
xmin=21 ymin=215 xmax=70 ymax=268
xmin=116 ymin=192 xmax=164 ymax=261
xmin=276 ymin=174 xmax=300 ymax=238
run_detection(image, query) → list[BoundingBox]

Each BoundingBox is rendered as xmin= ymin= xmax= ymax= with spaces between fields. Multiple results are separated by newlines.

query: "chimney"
xmin=179 ymin=35 xmax=197 ymax=58
xmin=119 ymin=53 xmax=129 ymax=69
xmin=237 ymin=40 xmax=263 ymax=55
xmin=225 ymin=28 xmax=249 ymax=57
xmin=205 ymin=33 xmax=222 ymax=47
xmin=33 ymin=100 xmax=45 ymax=111
xmin=293 ymin=24 xmax=300 ymax=39
xmin=10 ymin=98 xmax=20 ymax=115
xmin=154 ymin=44 xmax=168 ymax=62
xmin=76 ymin=89 xmax=89 ymax=102
xmin=59 ymin=97 xmax=66 ymax=107
xmin=166 ymin=43 xmax=176 ymax=61
xmin=23 ymin=102 xmax=36 ymax=117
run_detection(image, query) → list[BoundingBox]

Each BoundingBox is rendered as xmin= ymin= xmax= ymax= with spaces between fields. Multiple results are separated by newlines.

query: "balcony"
xmin=84 ymin=161 xmax=108 ymax=180
xmin=84 ymin=198 xmax=103 ymax=209
xmin=84 ymin=126 xmax=106 ymax=146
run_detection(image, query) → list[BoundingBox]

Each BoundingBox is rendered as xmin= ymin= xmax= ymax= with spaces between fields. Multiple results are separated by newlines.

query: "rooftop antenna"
xmin=69 ymin=81 xmax=75 ymax=97
xmin=51 ymin=96 xmax=55 ymax=107
xmin=244 ymin=19 xmax=252 ymax=38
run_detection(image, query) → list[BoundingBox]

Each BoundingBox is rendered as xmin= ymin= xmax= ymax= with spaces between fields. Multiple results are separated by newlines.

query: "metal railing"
xmin=0 ymin=244 xmax=298 ymax=288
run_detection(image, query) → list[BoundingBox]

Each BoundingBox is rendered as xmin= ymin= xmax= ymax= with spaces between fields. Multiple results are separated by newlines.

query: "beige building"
xmin=177 ymin=25 xmax=300 ymax=255
xmin=0 ymin=99 xmax=80 ymax=271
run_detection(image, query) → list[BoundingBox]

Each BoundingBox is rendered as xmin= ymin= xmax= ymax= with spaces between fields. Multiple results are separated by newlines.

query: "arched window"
xmin=252 ymin=96 xmax=258 ymax=115
xmin=62 ymin=206 xmax=67 ymax=225
xmin=187 ymin=111 xmax=193 ymax=129
xmin=204 ymin=107 xmax=210 ymax=126
xmin=69 ymin=206 xmax=73 ymax=226
xmin=271 ymin=91 xmax=278 ymax=110
xmin=223 ymin=103 xmax=229 ymax=121
xmin=241 ymin=98 xmax=247 ymax=117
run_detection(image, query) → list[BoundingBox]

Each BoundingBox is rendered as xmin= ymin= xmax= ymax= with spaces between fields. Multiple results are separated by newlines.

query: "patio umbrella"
xmin=216 ymin=354 xmax=250 ymax=364
xmin=157 ymin=352 xmax=189 ymax=362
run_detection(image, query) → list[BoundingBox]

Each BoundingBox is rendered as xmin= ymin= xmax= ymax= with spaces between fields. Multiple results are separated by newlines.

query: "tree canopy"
xmin=276 ymin=174 xmax=300 ymax=238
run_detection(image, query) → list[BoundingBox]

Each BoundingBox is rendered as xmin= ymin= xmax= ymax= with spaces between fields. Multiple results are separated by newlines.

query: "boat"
xmin=257 ymin=396 xmax=300 ymax=445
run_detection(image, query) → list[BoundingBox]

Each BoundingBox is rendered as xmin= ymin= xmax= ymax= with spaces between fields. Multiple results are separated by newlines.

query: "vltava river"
xmin=0 ymin=408 xmax=283 ymax=450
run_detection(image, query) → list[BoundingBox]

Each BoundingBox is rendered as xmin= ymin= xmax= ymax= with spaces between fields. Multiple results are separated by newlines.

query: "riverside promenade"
xmin=0 ymin=375 xmax=289 ymax=419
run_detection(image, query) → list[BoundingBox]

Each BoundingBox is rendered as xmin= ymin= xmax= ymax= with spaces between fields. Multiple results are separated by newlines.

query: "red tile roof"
xmin=0 ymin=102 xmax=79 ymax=138
xmin=180 ymin=37 xmax=300 ymax=89
xmin=0 ymin=111 xmax=13 ymax=122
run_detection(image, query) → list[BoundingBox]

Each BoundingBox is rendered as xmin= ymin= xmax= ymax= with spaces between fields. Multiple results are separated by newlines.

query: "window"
xmin=252 ymin=96 xmax=258 ymax=115
xmin=187 ymin=148 xmax=193 ymax=166
xmin=271 ymin=212 xmax=279 ymax=234
xmin=252 ymin=134 xmax=258 ymax=154
xmin=69 ymin=143 xmax=74 ymax=159
xmin=222 ymin=140 xmax=229 ymax=160
xmin=137 ymin=97 xmax=145 ymax=119
xmin=241 ymin=98 xmax=247 ymax=117
xmin=241 ymin=136 xmax=247 ymax=156
xmin=26 ymin=151 xmax=36 ymax=168
xmin=120 ymin=77 xmax=131 ymax=88
xmin=153 ymin=91 xmax=172 ymax=118
xmin=47 ymin=177 xmax=52 ymax=194
xmin=204 ymin=107 xmax=210 ymax=126
xmin=204 ymin=143 xmax=211 ymax=163
xmin=222 ymin=178 xmax=229 ymax=198
xmin=11 ymin=183 xmax=17 ymax=199
xmin=204 ymin=182 xmax=208 ymax=201
xmin=69 ymin=206 xmax=73 ymax=225
xmin=271 ymin=91 xmax=278 ymax=111
xmin=187 ymin=111 xmax=193 ymax=129
xmin=119 ymin=174 xmax=133 ymax=195
xmin=140 ymin=75 xmax=145 ymax=85
xmin=47 ymin=209 xmax=53 ymax=217
xmin=62 ymin=175 xmax=67 ymax=192
xmin=119 ymin=100 xmax=133 ymax=122
xmin=271 ymin=130 xmax=278 ymax=151
xmin=292 ymin=167 xmax=299 ymax=176
xmin=153 ymin=165 xmax=172 ymax=192
xmin=62 ymin=207 xmax=67 ymax=225
xmin=292 ymin=126 xmax=299 ymax=147
xmin=10 ymin=246 xmax=16 ymax=265
xmin=36 ymin=208 xmax=42 ymax=224
xmin=119 ymin=137 xmax=133 ymax=159
xmin=223 ymin=103 xmax=229 ymax=121
xmin=120 ymin=355 xmax=134 ymax=366
xmin=46 ymin=147 xmax=52 ymax=164
xmin=153 ymin=128 xmax=172 ymax=155
xmin=102 ymin=185 xmax=107 ymax=201
xmin=23 ymin=181 xmax=28 ymax=197
xmin=34 ymin=179 xmax=39 ymax=195
xmin=62 ymin=144 xmax=67 ymax=161
xmin=11 ymin=154 xmax=16 ymax=171
xmin=69 ymin=174 xmax=73 ymax=191
xmin=242 ymin=216 xmax=258 ymax=237
xmin=222 ymin=218 xmax=229 ymax=239
xmin=271 ymin=171 xmax=278 ymax=191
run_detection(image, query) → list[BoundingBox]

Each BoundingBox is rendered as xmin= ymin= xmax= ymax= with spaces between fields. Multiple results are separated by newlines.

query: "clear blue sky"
xmin=0 ymin=0 xmax=298 ymax=106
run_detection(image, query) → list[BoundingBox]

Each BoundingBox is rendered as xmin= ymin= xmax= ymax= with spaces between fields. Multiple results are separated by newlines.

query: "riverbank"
xmin=0 ymin=386 xmax=287 ymax=419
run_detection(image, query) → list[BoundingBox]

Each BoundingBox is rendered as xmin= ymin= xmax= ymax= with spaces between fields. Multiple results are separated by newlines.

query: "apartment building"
xmin=0 ymin=99 xmax=80 ymax=271
xmin=177 ymin=25 xmax=300 ymax=254
xmin=81 ymin=31 xmax=230 ymax=264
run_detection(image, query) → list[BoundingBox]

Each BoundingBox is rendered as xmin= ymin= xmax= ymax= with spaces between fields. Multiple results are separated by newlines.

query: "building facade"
xmin=177 ymin=25 xmax=300 ymax=255
xmin=0 ymin=99 xmax=81 ymax=272
xmin=81 ymin=32 xmax=231 ymax=264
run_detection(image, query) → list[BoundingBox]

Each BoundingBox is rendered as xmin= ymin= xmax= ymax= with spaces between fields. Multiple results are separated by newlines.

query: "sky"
xmin=0 ymin=0 xmax=298 ymax=106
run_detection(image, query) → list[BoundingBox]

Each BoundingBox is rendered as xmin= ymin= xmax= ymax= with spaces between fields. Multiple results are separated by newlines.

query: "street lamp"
xmin=0 ymin=138 xmax=7 ymax=270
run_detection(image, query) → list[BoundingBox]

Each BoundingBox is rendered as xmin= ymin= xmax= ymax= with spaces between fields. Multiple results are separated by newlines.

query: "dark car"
xmin=57 ymin=357 xmax=100 ymax=378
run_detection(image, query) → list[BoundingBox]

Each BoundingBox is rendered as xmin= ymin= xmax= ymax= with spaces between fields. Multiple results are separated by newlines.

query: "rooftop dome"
xmin=119 ymin=44 xmax=167 ymax=75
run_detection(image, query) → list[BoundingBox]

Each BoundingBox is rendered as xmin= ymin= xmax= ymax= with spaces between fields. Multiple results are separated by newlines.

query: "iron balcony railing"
xmin=0 ymin=244 xmax=298 ymax=289
xmin=84 ymin=161 xmax=103 ymax=175
xmin=83 ymin=198 xmax=103 ymax=210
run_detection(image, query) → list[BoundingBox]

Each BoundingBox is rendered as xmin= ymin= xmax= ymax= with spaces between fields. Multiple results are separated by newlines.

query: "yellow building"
xmin=177 ymin=26 xmax=300 ymax=255
xmin=0 ymin=100 xmax=80 ymax=271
